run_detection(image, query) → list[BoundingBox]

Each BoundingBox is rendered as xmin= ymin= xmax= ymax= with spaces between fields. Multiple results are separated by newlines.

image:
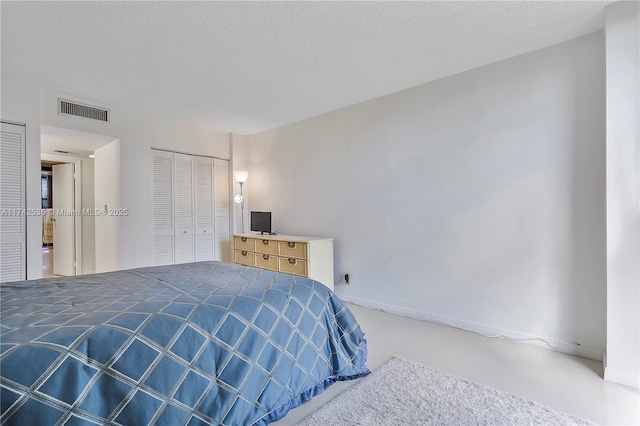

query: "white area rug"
xmin=298 ymin=357 xmax=592 ymax=425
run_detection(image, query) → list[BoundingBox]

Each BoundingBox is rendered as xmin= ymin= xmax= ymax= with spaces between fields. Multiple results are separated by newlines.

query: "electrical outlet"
xmin=344 ymin=273 xmax=350 ymax=285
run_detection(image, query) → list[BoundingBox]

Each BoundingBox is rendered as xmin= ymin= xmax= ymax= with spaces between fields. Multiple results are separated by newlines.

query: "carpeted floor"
xmin=298 ymin=357 xmax=593 ymax=425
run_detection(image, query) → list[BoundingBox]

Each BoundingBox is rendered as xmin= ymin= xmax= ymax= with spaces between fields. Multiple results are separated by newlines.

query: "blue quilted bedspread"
xmin=0 ymin=261 xmax=369 ymax=425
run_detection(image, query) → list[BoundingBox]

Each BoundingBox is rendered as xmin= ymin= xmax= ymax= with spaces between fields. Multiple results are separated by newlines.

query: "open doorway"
xmin=41 ymin=159 xmax=84 ymax=277
xmin=41 ymin=125 xmax=116 ymax=277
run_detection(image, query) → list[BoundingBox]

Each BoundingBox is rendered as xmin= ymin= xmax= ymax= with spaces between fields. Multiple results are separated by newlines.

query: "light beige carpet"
xmin=298 ymin=357 xmax=593 ymax=425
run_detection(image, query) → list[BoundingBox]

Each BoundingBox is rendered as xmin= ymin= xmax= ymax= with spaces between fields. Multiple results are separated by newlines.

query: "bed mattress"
xmin=0 ymin=261 xmax=369 ymax=425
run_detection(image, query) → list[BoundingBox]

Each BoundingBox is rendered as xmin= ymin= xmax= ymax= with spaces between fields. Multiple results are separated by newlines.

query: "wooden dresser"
xmin=233 ymin=234 xmax=334 ymax=290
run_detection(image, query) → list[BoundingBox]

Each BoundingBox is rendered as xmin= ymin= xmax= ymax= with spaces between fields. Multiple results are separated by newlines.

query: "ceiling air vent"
xmin=58 ymin=99 xmax=110 ymax=123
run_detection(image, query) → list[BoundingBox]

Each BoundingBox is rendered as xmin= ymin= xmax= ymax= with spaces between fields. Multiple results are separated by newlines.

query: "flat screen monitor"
xmin=250 ymin=211 xmax=272 ymax=234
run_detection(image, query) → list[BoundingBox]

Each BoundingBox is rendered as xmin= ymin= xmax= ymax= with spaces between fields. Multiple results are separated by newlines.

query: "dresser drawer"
xmin=255 ymin=238 xmax=278 ymax=255
xmin=234 ymin=236 xmax=256 ymax=251
xmin=255 ymin=253 xmax=278 ymax=271
xmin=279 ymin=257 xmax=308 ymax=277
xmin=278 ymin=241 xmax=307 ymax=259
xmin=232 ymin=234 xmax=333 ymax=290
xmin=234 ymin=249 xmax=255 ymax=266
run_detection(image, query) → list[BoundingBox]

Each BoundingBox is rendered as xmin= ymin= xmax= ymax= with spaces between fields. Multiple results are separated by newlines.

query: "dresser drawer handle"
xmin=263 ymin=254 xmax=270 ymax=260
xmin=287 ymin=258 xmax=297 ymax=265
xmin=287 ymin=242 xmax=296 ymax=248
xmin=241 ymin=237 xmax=247 ymax=242
xmin=241 ymin=250 xmax=248 ymax=256
xmin=262 ymin=240 xmax=270 ymax=245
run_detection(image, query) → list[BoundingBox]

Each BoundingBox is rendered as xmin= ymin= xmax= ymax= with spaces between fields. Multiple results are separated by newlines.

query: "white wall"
xmin=247 ymin=33 xmax=606 ymax=359
xmin=118 ymin=141 xmax=153 ymax=270
xmin=39 ymin=89 xmax=231 ymax=271
xmin=38 ymin=88 xmax=230 ymax=271
xmin=1 ymin=78 xmax=42 ymax=279
xmin=39 ymin=89 xmax=231 ymax=159
xmin=2 ymin=78 xmax=232 ymax=275
xmin=231 ymin=133 xmax=250 ymax=234
xmin=604 ymin=1 xmax=640 ymax=388
xmin=81 ymin=159 xmax=96 ymax=274
xmin=94 ymin=140 xmax=120 ymax=272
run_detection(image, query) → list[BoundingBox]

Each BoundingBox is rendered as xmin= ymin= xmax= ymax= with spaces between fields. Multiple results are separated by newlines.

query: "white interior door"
xmin=153 ymin=150 xmax=174 ymax=265
xmin=194 ymin=156 xmax=214 ymax=261
xmin=151 ymin=151 xmax=231 ymax=266
xmin=53 ymin=163 xmax=75 ymax=276
xmin=174 ymin=153 xmax=194 ymax=264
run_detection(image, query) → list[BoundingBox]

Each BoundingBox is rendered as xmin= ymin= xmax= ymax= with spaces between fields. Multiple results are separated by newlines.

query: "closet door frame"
xmin=152 ymin=148 xmax=231 ymax=266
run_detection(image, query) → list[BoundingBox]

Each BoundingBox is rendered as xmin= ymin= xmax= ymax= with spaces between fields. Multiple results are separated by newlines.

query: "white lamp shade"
xmin=234 ymin=170 xmax=249 ymax=183
xmin=234 ymin=194 xmax=244 ymax=204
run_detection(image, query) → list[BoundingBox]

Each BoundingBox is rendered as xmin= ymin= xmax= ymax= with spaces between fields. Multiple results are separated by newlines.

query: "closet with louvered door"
xmin=173 ymin=153 xmax=195 ymax=264
xmin=0 ymin=122 xmax=26 ymax=282
xmin=194 ymin=156 xmax=214 ymax=261
xmin=152 ymin=150 xmax=174 ymax=265
xmin=152 ymin=150 xmax=230 ymax=266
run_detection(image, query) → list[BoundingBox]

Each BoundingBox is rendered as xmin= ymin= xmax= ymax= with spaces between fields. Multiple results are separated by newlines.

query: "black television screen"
xmin=250 ymin=211 xmax=272 ymax=234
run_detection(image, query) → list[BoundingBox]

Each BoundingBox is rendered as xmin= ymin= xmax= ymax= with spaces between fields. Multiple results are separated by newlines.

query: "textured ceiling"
xmin=1 ymin=1 xmax=613 ymax=134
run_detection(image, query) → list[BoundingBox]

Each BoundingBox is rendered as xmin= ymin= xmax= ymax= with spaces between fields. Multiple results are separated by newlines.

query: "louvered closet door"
xmin=152 ymin=150 xmax=174 ymax=265
xmin=174 ymin=153 xmax=195 ymax=264
xmin=194 ymin=156 xmax=214 ymax=261
xmin=214 ymin=159 xmax=230 ymax=262
xmin=0 ymin=122 xmax=26 ymax=282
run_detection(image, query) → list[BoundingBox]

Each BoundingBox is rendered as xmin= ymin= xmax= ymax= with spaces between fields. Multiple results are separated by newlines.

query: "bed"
xmin=0 ymin=261 xmax=369 ymax=425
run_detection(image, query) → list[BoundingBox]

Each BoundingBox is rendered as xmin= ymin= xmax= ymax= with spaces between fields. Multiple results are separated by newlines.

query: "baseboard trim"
xmin=341 ymin=295 xmax=605 ymax=362
xmin=604 ymin=366 xmax=640 ymax=388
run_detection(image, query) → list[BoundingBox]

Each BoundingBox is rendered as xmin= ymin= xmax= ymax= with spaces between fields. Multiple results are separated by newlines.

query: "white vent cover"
xmin=58 ymin=99 xmax=109 ymax=123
